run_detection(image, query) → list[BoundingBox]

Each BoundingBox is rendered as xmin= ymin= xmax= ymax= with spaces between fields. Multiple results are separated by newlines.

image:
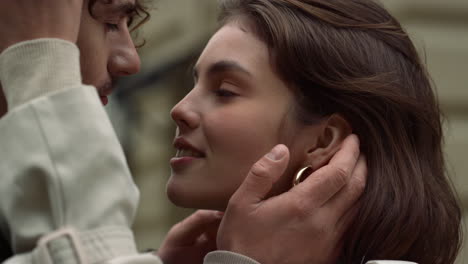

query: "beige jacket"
xmin=0 ymin=39 xmax=415 ymax=264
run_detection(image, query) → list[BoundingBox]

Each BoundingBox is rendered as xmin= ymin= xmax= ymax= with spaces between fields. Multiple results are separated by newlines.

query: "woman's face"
xmin=168 ymin=22 xmax=312 ymax=210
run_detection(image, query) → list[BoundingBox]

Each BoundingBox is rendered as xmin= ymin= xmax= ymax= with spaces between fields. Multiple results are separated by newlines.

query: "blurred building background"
xmin=106 ymin=0 xmax=468 ymax=262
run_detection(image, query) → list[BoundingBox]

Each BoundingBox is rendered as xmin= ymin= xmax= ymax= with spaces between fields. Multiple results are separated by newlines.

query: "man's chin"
xmin=100 ymin=95 xmax=109 ymax=106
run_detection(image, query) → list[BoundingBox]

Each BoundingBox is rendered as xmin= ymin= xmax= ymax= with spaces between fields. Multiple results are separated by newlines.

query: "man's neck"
xmin=0 ymin=85 xmax=7 ymax=118
xmin=0 ymin=232 xmax=13 ymax=262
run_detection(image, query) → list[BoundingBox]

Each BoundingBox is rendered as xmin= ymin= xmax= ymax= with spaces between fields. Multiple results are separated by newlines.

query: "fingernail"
xmin=215 ymin=211 xmax=224 ymax=217
xmin=266 ymin=144 xmax=286 ymax=161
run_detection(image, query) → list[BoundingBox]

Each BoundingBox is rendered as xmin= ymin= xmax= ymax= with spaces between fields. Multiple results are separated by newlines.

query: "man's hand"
xmin=157 ymin=210 xmax=223 ymax=264
xmin=217 ymin=134 xmax=366 ymax=264
xmin=0 ymin=0 xmax=83 ymax=53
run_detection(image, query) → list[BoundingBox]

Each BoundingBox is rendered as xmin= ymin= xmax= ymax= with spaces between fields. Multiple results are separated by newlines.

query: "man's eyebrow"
xmin=193 ymin=60 xmax=252 ymax=81
xmin=108 ymin=1 xmax=137 ymax=16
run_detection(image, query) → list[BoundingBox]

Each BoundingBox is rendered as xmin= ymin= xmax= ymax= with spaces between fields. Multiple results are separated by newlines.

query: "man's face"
xmin=0 ymin=0 xmax=141 ymax=114
xmin=78 ymin=0 xmax=141 ymax=105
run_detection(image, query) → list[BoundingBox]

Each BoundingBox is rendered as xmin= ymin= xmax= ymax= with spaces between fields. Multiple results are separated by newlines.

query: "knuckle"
xmin=190 ymin=211 xmax=205 ymax=222
xmin=250 ymin=161 xmax=271 ymax=180
xmin=329 ymin=165 xmax=348 ymax=188
xmin=169 ymin=222 xmax=183 ymax=234
xmin=290 ymin=198 xmax=310 ymax=220
xmin=356 ymin=172 xmax=367 ymax=188
xmin=227 ymin=194 xmax=243 ymax=212
xmin=351 ymin=161 xmax=367 ymax=195
xmin=348 ymin=135 xmax=360 ymax=154
xmin=352 ymin=175 xmax=367 ymax=195
xmin=310 ymin=221 xmax=327 ymax=236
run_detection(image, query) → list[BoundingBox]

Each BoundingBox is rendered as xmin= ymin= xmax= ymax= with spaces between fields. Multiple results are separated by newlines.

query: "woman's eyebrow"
xmin=193 ymin=60 xmax=252 ymax=81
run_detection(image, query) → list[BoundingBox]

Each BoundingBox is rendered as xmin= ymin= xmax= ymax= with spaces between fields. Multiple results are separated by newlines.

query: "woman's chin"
xmin=165 ymin=179 xmax=228 ymax=211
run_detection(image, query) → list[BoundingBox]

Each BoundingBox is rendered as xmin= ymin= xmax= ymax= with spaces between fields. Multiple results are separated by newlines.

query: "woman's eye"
xmin=215 ymin=88 xmax=238 ymax=98
xmin=105 ymin=23 xmax=120 ymax=31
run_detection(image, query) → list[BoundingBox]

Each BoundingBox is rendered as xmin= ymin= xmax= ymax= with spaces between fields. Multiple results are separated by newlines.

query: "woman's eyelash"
xmin=215 ymin=88 xmax=237 ymax=97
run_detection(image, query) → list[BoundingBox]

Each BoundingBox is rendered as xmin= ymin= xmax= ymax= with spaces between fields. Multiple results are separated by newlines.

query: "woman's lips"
xmin=171 ymin=137 xmax=206 ymax=171
xmin=175 ymin=148 xmax=205 ymax=158
xmin=173 ymin=137 xmax=205 ymax=157
xmin=170 ymin=156 xmax=203 ymax=171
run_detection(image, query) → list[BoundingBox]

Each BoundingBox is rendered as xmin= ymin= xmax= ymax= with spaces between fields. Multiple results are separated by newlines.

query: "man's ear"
xmin=306 ymin=114 xmax=352 ymax=170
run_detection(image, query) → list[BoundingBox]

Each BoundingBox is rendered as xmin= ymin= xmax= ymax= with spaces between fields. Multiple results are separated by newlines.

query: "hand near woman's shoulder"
xmin=157 ymin=210 xmax=222 ymax=264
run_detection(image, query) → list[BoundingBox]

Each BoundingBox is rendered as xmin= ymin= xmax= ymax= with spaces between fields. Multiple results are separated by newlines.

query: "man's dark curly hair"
xmin=88 ymin=0 xmax=151 ymax=32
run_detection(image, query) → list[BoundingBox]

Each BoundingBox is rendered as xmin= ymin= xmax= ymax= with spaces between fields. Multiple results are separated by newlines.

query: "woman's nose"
xmin=170 ymin=94 xmax=200 ymax=133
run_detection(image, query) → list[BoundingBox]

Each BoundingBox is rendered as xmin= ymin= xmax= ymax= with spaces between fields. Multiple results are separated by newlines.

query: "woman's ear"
xmin=306 ymin=114 xmax=352 ymax=170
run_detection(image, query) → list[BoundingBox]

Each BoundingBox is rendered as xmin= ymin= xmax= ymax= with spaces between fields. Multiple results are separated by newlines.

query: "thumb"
xmin=230 ymin=144 xmax=289 ymax=206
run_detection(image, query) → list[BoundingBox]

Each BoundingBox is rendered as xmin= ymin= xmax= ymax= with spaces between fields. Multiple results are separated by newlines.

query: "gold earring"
xmin=293 ymin=166 xmax=313 ymax=186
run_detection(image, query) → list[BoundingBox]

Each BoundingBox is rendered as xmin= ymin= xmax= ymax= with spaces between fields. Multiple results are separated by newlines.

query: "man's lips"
xmin=98 ymin=87 xmax=113 ymax=97
xmin=100 ymin=96 xmax=109 ymax=106
xmin=97 ymin=81 xmax=114 ymax=106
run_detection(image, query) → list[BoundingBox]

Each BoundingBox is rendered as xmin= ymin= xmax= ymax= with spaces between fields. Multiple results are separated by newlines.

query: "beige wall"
xmin=112 ymin=0 xmax=468 ymax=261
xmin=383 ymin=1 xmax=468 ymax=262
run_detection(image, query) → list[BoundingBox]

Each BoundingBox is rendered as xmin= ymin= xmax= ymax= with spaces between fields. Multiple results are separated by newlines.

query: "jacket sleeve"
xmin=0 ymin=39 xmax=162 ymax=263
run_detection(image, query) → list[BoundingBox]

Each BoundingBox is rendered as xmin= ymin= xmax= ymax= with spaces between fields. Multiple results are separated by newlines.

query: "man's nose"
xmin=108 ymin=34 xmax=141 ymax=77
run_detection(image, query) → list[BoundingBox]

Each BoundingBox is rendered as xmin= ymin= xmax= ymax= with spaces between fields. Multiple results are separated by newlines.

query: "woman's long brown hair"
xmin=219 ymin=0 xmax=462 ymax=263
